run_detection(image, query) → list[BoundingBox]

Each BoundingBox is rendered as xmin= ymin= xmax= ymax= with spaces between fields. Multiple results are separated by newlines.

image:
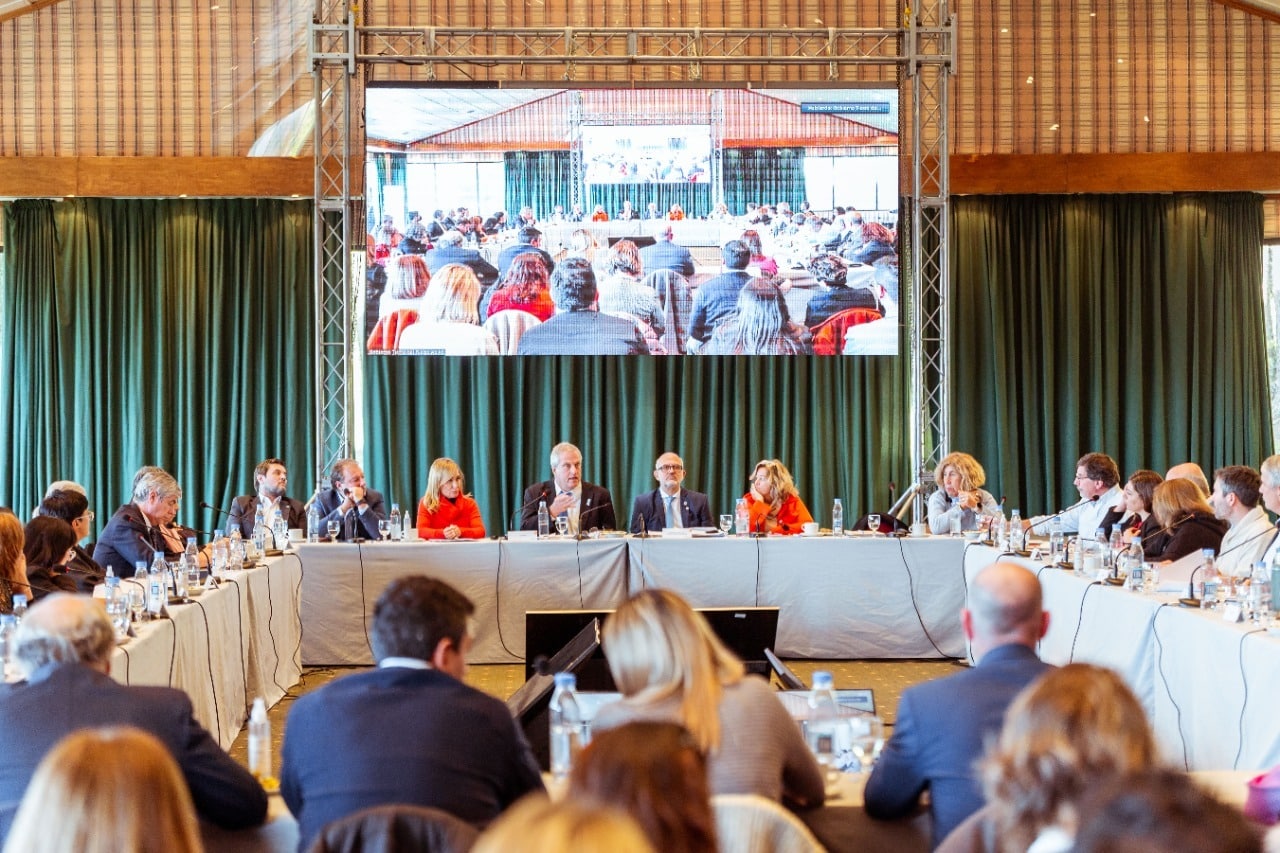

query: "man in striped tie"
xmin=628 ymin=451 xmax=713 ymax=535
xmin=519 ymin=442 xmax=617 ymax=534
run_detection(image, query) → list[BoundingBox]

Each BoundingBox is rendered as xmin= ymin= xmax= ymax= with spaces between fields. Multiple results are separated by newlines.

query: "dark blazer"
xmin=92 ymin=503 xmax=198 ymax=576
xmin=22 ymin=564 xmax=79 ymax=601
xmin=226 ymin=494 xmax=308 ymax=538
xmin=313 ymin=487 xmax=388 ymax=541
xmin=803 ymin=286 xmax=882 ymax=328
xmin=495 ymin=242 xmax=555 ymax=281
xmin=423 ymin=245 xmax=499 ymax=288
xmin=280 ymin=666 xmax=544 ymax=852
xmin=516 ymin=311 xmax=649 ymax=356
xmin=518 ymin=480 xmax=616 ymax=532
xmin=639 ymin=240 xmax=696 ymax=277
xmin=629 ymin=488 xmax=713 ymax=534
xmin=65 ymin=544 xmax=105 ymax=594
xmin=0 ymin=663 xmax=267 ymax=842
xmin=1150 ymin=510 xmax=1229 ymax=562
xmin=688 ymin=270 xmax=753 ymax=343
xmin=864 ymin=643 xmax=1052 ymax=846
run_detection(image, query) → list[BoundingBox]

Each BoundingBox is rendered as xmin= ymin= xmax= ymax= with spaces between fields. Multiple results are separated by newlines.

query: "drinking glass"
xmin=850 ymin=715 xmax=885 ymax=772
xmin=555 ymin=516 xmax=570 ymax=537
xmin=187 ymin=561 xmax=201 ymax=596
xmin=326 ymin=520 xmax=340 ymax=541
xmin=378 ymin=519 xmax=391 ymax=540
xmin=866 ymin=513 xmax=881 ymax=535
xmin=719 ymin=514 xmax=733 ymax=535
xmin=171 ymin=562 xmax=188 ymax=602
xmin=129 ymin=586 xmax=145 ymax=623
xmin=211 ymin=539 xmax=229 ymax=578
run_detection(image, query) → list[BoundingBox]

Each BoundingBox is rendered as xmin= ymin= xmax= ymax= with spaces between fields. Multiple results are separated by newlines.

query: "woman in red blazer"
xmin=416 ymin=458 xmax=486 ymax=540
xmin=743 ymin=459 xmax=813 ymax=535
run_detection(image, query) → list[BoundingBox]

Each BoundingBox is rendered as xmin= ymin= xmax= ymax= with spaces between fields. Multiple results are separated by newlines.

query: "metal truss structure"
xmin=309 ymin=10 xmax=953 ymax=496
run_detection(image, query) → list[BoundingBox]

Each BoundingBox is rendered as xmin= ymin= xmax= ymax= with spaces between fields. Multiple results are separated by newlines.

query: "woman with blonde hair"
xmin=0 ymin=511 xmax=32 ymax=614
xmin=927 ymin=451 xmax=1000 ymax=534
xmin=742 ymin=458 xmax=814 ymax=535
xmin=472 ymin=796 xmax=654 ymax=853
xmin=591 ymin=589 xmax=824 ymax=807
xmin=378 ymin=253 xmax=431 ymax=318
xmin=415 ymin=457 xmax=485 ymax=540
xmin=3 ymin=726 xmax=203 ymax=853
xmin=1147 ymin=477 xmax=1227 ymax=562
xmin=396 ymin=263 xmax=499 ymax=355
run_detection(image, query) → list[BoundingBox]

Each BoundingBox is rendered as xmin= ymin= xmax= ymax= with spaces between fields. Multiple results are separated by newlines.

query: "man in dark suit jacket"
xmin=519 ymin=441 xmax=617 ymax=533
xmin=225 ymin=457 xmax=308 ymax=540
xmin=93 ymin=466 xmax=205 ymax=573
xmin=312 ymin=458 xmax=388 ymax=541
xmin=281 ymin=576 xmax=544 ymax=851
xmin=864 ymin=561 xmax=1052 ymax=846
xmin=687 ymin=240 xmax=754 ymax=346
xmin=495 ymin=225 xmax=556 ymax=281
xmin=516 ymin=257 xmax=649 ymax=356
xmin=0 ymin=595 xmax=267 ymax=842
xmin=423 ymin=230 xmax=499 ymax=289
xmin=630 ymin=451 xmax=713 ymax=534
xmin=639 ymin=225 xmax=696 ymax=277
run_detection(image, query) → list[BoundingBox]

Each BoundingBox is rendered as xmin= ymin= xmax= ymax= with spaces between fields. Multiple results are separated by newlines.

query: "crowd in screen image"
xmin=364 ymin=200 xmax=899 ymax=356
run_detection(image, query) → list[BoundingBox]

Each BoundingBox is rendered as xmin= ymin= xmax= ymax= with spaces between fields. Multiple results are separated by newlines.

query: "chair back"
xmin=809 ymin=306 xmax=883 ymax=356
xmin=483 ymin=309 xmax=542 ymax=354
xmin=711 ymin=794 xmax=826 ymax=853
xmin=306 ymin=804 xmax=479 ymax=853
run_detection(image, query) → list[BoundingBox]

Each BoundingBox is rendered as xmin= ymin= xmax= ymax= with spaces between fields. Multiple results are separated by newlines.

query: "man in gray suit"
xmin=639 ymin=224 xmax=696 ymax=277
xmin=423 ymin=230 xmax=499 ymax=289
xmin=516 ymin=258 xmax=649 ymax=356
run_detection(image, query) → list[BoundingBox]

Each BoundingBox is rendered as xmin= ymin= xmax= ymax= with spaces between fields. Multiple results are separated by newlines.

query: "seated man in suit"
xmin=93 ymin=467 xmax=207 ymax=572
xmin=864 ymin=561 xmax=1052 ymax=846
xmin=629 ymin=451 xmax=712 ymax=534
xmin=519 ymin=441 xmax=617 ymax=534
xmin=638 ymin=224 xmax=695 ymax=277
xmin=281 ymin=576 xmax=544 ymax=851
xmin=0 ymin=594 xmax=267 ymax=843
xmin=225 ymin=457 xmax=308 ymax=541
xmin=495 ymin=225 xmax=555 ymax=282
xmin=423 ymin=230 xmax=499 ymax=289
xmin=36 ymin=489 xmax=104 ymax=594
xmin=313 ymin=458 xmax=388 ymax=541
xmin=516 ymin=258 xmax=649 ymax=356
xmin=687 ymin=240 xmax=754 ymax=348
xmin=1208 ymin=465 xmax=1276 ymax=578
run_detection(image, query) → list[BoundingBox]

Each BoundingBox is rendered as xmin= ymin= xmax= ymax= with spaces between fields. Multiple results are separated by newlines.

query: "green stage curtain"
xmin=371 ymin=152 xmax=407 ymax=217
xmin=951 ymin=192 xmax=1272 ymax=514
xmin=505 ymin=151 xmax=571 ymax=221
xmin=587 ymin=184 xmax=712 ymax=220
xmin=722 ymin=148 xmax=806 ymax=216
xmin=0 ymin=198 xmax=315 ymax=535
xmin=363 ymin=353 xmax=909 ymax=537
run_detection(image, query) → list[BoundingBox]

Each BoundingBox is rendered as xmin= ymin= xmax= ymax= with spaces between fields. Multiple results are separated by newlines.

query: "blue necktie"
xmin=664 ymin=495 xmax=678 ymax=528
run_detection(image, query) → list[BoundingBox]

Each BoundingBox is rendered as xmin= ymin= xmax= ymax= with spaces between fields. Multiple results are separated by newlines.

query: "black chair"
xmin=307 ymin=804 xmax=479 ymax=853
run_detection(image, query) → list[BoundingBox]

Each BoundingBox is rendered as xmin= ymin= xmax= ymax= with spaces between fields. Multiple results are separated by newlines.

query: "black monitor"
xmin=507 ymin=618 xmax=603 ymax=770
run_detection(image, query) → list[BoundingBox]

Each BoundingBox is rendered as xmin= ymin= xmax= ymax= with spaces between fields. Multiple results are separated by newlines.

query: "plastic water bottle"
xmin=1125 ymin=537 xmax=1145 ymax=590
xmin=1048 ymin=517 xmax=1064 ymax=562
xmin=403 ymin=509 xmax=411 ymax=540
xmin=252 ymin=507 xmax=267 ymax=552
xmin=831 ymin=499 xmax=843 ymax=536
xmin=307 ymin=492 xmax=322 ymax=543
xmin=549 ymin=672 xmax=587 ymax=780
xmin=991 ymin=505 xmax=1006 ymax=548
xmin=1271 ymin=550 xmax=1280 ymax=616
xmin=735 ymin=498 xmax=750 ymax=535
xmin=228 ymin=529 xmax=245 ymax=570
xmin=248 ymin=697 xmax=274 ymax=784
xmin=390 ymin=503 xmax=402 ymax=541
xmin=11 ymin=593 xmax=27 ymax=623
xmin=0 ymin=615 xmax=18 ymax=677
xmin=1201 ymin=549 xmax=1219 ymax=609
xmin=1250 ymin=560 xmax=1272 ymax=626
xmin=1109 ymin=525 xmax=1125 ymax=572
xmin=804 ymin=671 xmax=847 ymax=773
xmin=1007 ymin=509 xmax=1023 ymax=550
xmin=146 ymin=554 xmax=166 ymax=618
xmin=537 ymin=500 xmax=550 ymax=539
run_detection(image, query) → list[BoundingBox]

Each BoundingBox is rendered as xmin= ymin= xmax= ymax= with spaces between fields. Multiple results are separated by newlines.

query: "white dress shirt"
xmin=1030 ymin=485 xmax=1122 ymax=538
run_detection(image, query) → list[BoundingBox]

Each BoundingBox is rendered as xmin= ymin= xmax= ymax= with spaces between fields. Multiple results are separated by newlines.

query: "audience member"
xmin=0 ymin=594 xmax=266 ymax=841
xmin=639 ymin=225 xmax=695 ymax=277
xmin=702 ymin=278 xmax=809 ymax=355
xmin=36 ymin=490 xmax=103 ymax=593
xmin=518 ymin=441 xmax=616 ymax=533
xmin=628 ymin=452 xmax=712 ymax=534
xmin=593 ymin=589 xmax=824 ymax=807
xmin=1147 ymin=477 xmax=1227 ymax=562
xmin=1208 ymin=465 xmax=1275 ymax=577
xmin=401 ymin=210 xmax=429 ymax=253
xmin=482 ymin=253 xmax=554 ymax=321
xmin=397 ymin=263 xmax=499 ymax=355
xmin=1113 ymin=469 xmax=1165 ymax=555
xmin=93 ymin=467 xmax=204 ymax=571
xmin=280 ymin=576 xmax=543 ymax=851
xmin=643 ymin=268 xmax=695 ymax=354
xmin=1028 ymin=452 xmax=1122 ymax=538
xmin=0 ymin=512 xmax=31 ymax=614
xmin=516 ymin=258 xmax=649 ymax=355
xmin=2 ymin=726 xmax=204 ymax=853
xmin=742 ymin=459 xmax=814 ymax=535
xmin=472 ymin=797 xmax=655 ymax=853
xmin=496 ymin=226 xmax=556 ymax=281
xmin=564 ymin=228 xmax=600 ymax=268
xmin=378 ymin=254 xmax=432 ymax=318
xmin=598 ymin=240 xmax=665 ymax=337
xmin=866 ymin=561 xmax=1051 ymax=846
xmin=687 ymin=240 xmax=754 ymax=347
xmin=1166 ymin=461 xmax=1212 ymax=498
xmin=312 ymin=458 xmax=388 ymax=541
xmin=741 ymin=229 xmax=779 ymax=277
xmin=927 ymin=451 xmax=1001 ymax=534
xmin=849 ymin=221 xmax=896 ymax=265
xmin=803 ymin=252 xmax=881 ymax=328
xmin=225 ymin=457 xmax=307 ymax=540
xmin=1258 ymin=454 xmax=1280 ymax=565
xmin=569 ymin=722 xmax=718 ymax=853
xmin=20 ymin=517 xmax=80 ymax=601
xmin=416 ymin=458 xmax=486 ymax=540
xmin=423 ymin=230 xmax=499 ymax=289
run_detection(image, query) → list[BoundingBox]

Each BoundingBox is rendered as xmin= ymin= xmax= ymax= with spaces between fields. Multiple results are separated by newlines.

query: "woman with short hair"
xmin=416 ymin=458 xmax=485 ymax=540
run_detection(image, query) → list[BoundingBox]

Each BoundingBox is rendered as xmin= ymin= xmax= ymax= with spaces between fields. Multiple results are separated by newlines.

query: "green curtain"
xmin=504 ymin=151 xmax=571 ymax=220
xmin=951 ymin=192 xmax=1272 ymax=514
xmin=722 ymin=147 xmax=807 ymax=216
xmin=587 ymin=184 xmax=712 ymax=220
xmin=0 ymin=198 xmax=315 ymax=537
xmin=371 ymin=152 xmax=408 ymax=220
xmin=362 ymin=354 xmax=909 ymax=536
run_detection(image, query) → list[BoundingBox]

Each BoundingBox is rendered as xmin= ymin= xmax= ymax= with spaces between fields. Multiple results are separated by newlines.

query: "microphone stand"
xmin=508 ymin=490 xmax=548 ymax=537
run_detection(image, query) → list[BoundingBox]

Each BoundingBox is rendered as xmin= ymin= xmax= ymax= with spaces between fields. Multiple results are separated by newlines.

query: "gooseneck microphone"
xmin=200 ymin=501 xmax=232 ymax=518
xmin=576 ymin=500 xmax=614 ymax=539
xmin=508 ymin=489 xmax=548 ymax=535
xmin=1036 ymin=496 xmax=1095 ymax=531
xmin=1178 ymin=521 xmax=1279 ymax=607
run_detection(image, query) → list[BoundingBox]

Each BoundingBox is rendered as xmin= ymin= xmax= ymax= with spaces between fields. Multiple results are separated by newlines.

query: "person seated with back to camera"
xmin=416 ymin=458 xmax=486 ymax=540
xmin=702 ymin=278 xmax=809 ymax=356
xmin=927 ymin=451 xmax=1001 ymax=534
xmin=481 ymin=253 xmax=554 ymax=322
xmin=803 ymin=252 xmax=882 ymax=329
xmin=597 ymin=240 xmax=665 ymax=339
xmin=396 ymin=263 xmax=499 ymax=356
xmin=741 ymin=459 xmax=813 ymax=535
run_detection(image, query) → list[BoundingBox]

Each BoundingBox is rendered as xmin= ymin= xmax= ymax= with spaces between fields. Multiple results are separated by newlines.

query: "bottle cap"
xmin=553 ymin=672 xmax=577 ymax=689
xmin=812 ymin=671 xmax=833 ymax=689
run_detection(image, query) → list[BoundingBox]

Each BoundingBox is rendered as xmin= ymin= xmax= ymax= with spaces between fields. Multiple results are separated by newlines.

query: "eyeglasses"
xmin=78 ymin=511 xmax=95 ymax=522
xmin=656 ymin=464 xmax=684 ymax=472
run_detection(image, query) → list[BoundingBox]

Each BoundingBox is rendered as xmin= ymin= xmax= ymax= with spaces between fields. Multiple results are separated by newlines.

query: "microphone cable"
xmin=1068 ymin=581 xmax=1103 ymax=663
xmin=1150 ymin=603 xmax=1188 ymax=770
xmin=491 ymin=540 xmax=523 ymax=661
xmin=896 ymin=536 xmax=965 ymax=660
xmin=189 ymin=596 xmax=223 ymax=744
xmin=1235 ymin=626 xmax=1266 ymax=770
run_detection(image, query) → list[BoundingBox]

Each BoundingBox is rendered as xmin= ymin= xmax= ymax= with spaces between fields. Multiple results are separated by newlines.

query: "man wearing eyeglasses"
xmin=37 ymin=489 xmax=104 ymax=594
xmin=628 ymin=451 xmax=712 ymax=534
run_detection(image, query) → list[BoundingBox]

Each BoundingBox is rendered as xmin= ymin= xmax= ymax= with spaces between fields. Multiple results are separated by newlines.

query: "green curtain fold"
xmin=722 ymin=147 xmax=807 ymax=215
xmin=951 ymin=192 xmax=1272 ymax=514
xmin=504 ymin=151 xmax=572 ymax=221
xmin=0 ymin=198 xmax=316 ymax=536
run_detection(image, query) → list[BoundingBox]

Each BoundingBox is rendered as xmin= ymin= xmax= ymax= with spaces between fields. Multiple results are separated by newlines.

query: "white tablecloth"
xmin=964 ymin=545 xmax=1280 ymax=771
xmin=111 ymin=555 xmax=304 ymax=749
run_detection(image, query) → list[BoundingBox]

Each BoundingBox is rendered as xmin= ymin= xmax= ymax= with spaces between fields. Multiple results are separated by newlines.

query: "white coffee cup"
xmin=801 ymin=522 xmax=820 ymax=536
xmin=910 ymin=522 xmax=928 ymax=537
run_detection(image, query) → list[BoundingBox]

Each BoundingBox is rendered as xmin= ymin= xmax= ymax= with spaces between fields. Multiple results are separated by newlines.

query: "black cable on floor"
xmin=897 ymin=537 xmax=963 ymax=660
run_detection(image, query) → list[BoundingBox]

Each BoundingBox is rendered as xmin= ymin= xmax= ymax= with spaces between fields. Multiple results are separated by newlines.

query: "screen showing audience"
xmin=364 ymin=85 xmax=900 ymax=357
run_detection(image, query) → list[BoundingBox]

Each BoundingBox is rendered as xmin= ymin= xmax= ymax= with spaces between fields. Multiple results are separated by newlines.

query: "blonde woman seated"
xmin=1146 ymin=478 xmax=1228 ymax=562
xmin=3 ymin=726 xmax=203 ymax=853
xmin=396 ymin=263 xmax=499 ymax=355
xmin=416 ymin=458 xmax=486 ymax=540
xmin=473 ymin=796 xmax=654 ymax=853
xmin=743 ymin=459 xmax=814 ymax=535
xmin=927 ymin=452 xmax=1000 ymax=534
xmin=378 ymin=254 xmax=431 ymax=318
xmin=937 ymin=664 xmax=1159 ymax=853
xmin=591 ymin=589 xmax=825 ymax=808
